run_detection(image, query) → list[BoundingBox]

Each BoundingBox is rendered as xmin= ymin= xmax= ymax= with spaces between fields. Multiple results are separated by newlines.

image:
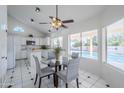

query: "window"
xmin=106 ymin=19 xmax=124 ymax=71
xmin=69 ymin=33 xmax=81 ymax=56
xmin=13 ymin=26 xmax=24 ymax=32
xmin=68 ymin=30 xmax=98 ymax=59
xmin=82 ymin=30 xmax=98 ymax=59
xmin=51 ymin=37 xmax=63 ymax=48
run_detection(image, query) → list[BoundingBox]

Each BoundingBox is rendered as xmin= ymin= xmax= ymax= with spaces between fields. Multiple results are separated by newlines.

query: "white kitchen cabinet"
xmin=34 ymin=38 xmax=40 ymax=45
xmin=26 ymin=37 xmax=40 ymax=45
xmin=15 ymin=36 xmax=23 ymax=59
xmin=0 ymin=30 xmax=7 ymax=87
xmin=7 ymin=35 xmax=15 ymax=69
xmin=15 ymin=36 xmax=27 ymax=59
xmin=42 ymin=37 xmax=50 ymax=45
xmin=26 ymin=37 xmax=32 ymax=41
xmin=0 ymin=5 xmax=7 ymax=88
xmin=39 ymin=38 xmax=43 ymax=45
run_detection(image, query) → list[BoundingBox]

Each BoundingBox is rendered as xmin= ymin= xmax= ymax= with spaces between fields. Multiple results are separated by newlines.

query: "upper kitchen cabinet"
xmin=26 ymin=37 xmax=41 ymax=45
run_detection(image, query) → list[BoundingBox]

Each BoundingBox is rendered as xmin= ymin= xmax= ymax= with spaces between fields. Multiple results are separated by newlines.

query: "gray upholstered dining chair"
xmin=57 ymin=58 xmax=80 ymax=88
xmin=71 ymin=52 xmax=79 ymax=59
xmin=47 ymin=51 xmax=56 ymax=67
xmin=62 ymin=57 xmax=69 ymax=70
xmin=33 ymin=55 xmax=54 ymax=88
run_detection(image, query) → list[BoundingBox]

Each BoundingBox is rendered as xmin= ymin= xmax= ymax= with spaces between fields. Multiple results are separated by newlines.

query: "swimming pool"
xmin=107 ymin=53 xmax=124 ymax=63
xmin=81 ymin=51 xmax=98 ymax=59
xmin=71 ymin=50 xmax=124 ymax=63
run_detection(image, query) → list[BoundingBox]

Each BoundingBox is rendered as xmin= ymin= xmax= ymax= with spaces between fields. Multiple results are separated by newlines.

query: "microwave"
xmin=26 ymin=40 xmax=35 ymax=45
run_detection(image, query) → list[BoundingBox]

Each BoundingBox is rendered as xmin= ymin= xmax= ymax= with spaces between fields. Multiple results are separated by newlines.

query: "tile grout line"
xmin=89 ymin=77 xmax=100 ymax=88
xmin=79 ymin=72 xmax=100 ymax=88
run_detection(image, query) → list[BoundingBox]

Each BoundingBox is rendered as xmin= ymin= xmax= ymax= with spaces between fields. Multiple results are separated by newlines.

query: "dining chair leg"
xmin=76 ymin=78 xmax=79 ymax=88
xmin=48 ymin=75 xmax=50 ymax=79
xmin=66 ymin=83 xmax=68 ymax=88
xmin=39 ymin=77 xmax=42 ymax=88
xmin=63 ymin=66 xmax=65 ymax=70
xmin=34 ymin=73 xmax=38 ymax=85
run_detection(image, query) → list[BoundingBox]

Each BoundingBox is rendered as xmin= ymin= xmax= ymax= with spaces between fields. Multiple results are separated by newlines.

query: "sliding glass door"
xmin=82 ymin=30 xmax=98 ymax=59
xmin=69 ymin=33 xmax=81 ymax=56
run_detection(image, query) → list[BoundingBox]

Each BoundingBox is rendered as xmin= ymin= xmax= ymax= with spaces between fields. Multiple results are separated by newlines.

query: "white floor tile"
xmin=97 ymin=79 xmax=107 ymax=85
xmin=93 ymin=82 xmax=107 ymax=88
xmin=85 ymin=78 xmax=97 ymax=85
xmin=81 ymin=80 xmax=92 ymax=88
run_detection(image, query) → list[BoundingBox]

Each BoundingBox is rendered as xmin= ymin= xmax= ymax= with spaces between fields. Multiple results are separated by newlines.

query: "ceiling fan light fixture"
xmin=51 ymin=19 xmax=62 ymax=28
xmin=35 ymin=7 xmax=40 ymax=13
xmin=39 ymin=5 xmax=74 ymax=31
xmin=53 ymin=17 xmax=56 ymax=21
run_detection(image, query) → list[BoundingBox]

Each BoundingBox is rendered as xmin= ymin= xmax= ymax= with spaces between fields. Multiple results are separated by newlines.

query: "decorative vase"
xmin=54 ymin=47 xmax=62 ymax=65
xmin=55 ymin=54 xmax=60 ymax=65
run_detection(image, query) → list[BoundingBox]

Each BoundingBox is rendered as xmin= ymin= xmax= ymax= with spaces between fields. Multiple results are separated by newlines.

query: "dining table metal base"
xmin=54 ymin=64 xmax=61 ymax=88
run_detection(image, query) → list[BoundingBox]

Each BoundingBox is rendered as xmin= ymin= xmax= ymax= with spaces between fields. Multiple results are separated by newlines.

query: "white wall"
xmin=50 ymin=6 xmax=124 ymax=87
xmin=101 ymin=5 xmax=124 ymax=88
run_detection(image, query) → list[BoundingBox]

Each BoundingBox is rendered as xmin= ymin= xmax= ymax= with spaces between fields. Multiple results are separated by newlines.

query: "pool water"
xmin=71 ymin=50 xmax=124 ymax=63
xmin=82 ymin=51 xmax=98 ymax=59
xmin=107 ymin=53 xmax=124 ymax=63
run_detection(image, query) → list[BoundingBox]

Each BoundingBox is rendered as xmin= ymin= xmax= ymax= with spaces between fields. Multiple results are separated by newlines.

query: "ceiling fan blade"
xmin=39 ymin=22 xmax=49 ymax=24
xmin=62 ymin=24 xmax=68 ymax=28
xmin=48 ymin=30 xmax=51 ymax=32
xmin=62 ymin=19 xmax=74 ymax=23
xmin=49 ymin=16 xmax=54 ymax=19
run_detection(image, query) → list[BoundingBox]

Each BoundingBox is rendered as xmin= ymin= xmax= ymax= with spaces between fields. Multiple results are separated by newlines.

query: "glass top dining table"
xmin=41 ymin=56 xmax=72 ymax=65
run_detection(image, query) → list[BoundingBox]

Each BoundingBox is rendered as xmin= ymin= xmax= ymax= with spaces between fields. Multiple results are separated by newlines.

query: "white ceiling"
xmin=8 ymin=5 xmax=106 ymax=34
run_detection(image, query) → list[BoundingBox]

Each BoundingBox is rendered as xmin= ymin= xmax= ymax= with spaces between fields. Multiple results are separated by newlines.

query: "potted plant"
xmin=40 ymin=45 xmax=49 ymax=49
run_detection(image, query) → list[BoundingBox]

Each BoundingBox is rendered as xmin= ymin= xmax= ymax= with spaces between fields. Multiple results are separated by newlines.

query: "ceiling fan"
xmin=39 ymin=5 xmax=74 ymax=31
